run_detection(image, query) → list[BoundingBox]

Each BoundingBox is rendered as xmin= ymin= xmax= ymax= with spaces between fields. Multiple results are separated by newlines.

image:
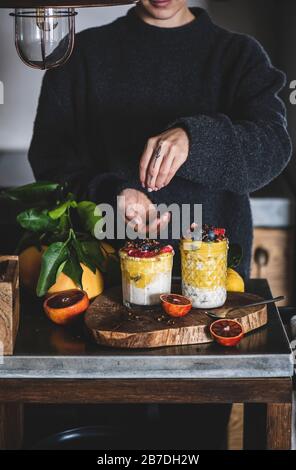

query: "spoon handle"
xmin=205 ymin=296 xmax=285 ymax=321
xmin=228 ymin=295 xmax=285 ymax=313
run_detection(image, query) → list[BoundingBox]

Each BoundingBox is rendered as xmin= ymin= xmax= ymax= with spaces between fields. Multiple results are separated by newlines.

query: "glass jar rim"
xmin=180 ymin=238 xmax=228 ymax=252
xmin=119 ymin=249 xmax=174 ymax=261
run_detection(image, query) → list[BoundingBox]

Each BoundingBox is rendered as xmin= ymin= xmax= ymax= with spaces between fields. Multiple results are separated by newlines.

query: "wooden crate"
xmin=0 ymin=256 xmax=19 ymax=355
xmin=251 ymin=228 xmax=295 ymax=306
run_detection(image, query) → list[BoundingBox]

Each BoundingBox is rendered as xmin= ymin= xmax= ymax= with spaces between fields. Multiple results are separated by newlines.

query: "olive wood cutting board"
xmin=85 ymin=286 xmax=268 ymax=349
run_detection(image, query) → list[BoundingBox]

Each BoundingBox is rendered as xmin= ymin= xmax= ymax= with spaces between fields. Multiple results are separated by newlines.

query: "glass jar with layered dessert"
xmin=119 ymin=240 xmax=174 ymax=307
xmin=180 ymin=227 xmax=228 ymax=309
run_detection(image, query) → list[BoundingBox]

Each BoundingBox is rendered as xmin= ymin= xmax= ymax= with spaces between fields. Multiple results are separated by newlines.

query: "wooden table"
xmin=0 ymin=280 xmax=293 ymax=450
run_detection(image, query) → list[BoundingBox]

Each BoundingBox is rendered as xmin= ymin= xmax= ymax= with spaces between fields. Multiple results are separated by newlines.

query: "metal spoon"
xmin=205 ymin=295 xmax=285 ymax=320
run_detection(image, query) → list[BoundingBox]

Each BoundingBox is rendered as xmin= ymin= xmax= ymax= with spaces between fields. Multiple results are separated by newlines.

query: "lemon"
xmin=226 ymin=268 xmax=245 ymax=292
xmin=19 ymin=245 xmax=47 ymax=291
xmin=48 ymin=264 xmax=104 ymax=300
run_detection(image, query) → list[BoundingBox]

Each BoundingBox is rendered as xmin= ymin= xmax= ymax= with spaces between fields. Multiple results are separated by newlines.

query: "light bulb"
xmin=36 ymin=8 xmax=59 ymax=32
xmin=11 ymin=8 xmax=77 ymax=70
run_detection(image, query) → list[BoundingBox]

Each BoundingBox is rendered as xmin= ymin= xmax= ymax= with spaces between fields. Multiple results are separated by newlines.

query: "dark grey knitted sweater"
xmin=29 ymin=7 xmax=292 ymax=277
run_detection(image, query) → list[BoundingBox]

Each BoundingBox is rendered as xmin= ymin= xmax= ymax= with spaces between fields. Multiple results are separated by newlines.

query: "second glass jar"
xmin=180 ymin=239 xmax=228 ymax=309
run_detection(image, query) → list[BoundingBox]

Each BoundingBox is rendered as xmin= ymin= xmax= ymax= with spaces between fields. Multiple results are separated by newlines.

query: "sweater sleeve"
xmin=28 ymin=42 xmax=140 ymax=206
xmin=170 ymin=36 xmax=292 ymax=195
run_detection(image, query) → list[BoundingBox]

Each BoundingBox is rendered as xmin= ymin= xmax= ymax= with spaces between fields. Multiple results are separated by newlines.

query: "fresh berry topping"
xmin=184 ymin=224 xmax=227 ymax=243
xmin=141 ymin=244 xmax=151 ymax=252
xmin=214 ymin=228 xmax=226 ymax=236
xmin=123 ymin=239 xmax=173 ymax=258
xmin=160 ymin=245 xmax=174 ymax=254
xmin=207 ymin=230 xmax=216 ymax=241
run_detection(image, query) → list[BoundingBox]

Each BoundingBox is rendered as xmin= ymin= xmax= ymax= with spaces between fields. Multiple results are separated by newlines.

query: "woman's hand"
xmin=139 ymin=127 xmax=189 ymax=192
xmin=118 ymin=188 xmax=170 ymax=236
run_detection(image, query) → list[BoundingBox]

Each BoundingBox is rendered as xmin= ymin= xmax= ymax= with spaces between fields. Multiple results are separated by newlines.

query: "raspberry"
xmin=160 ymin=245 xmax=173 ymax=254
xmin=214 ymin=228 xmax=226 ymax=236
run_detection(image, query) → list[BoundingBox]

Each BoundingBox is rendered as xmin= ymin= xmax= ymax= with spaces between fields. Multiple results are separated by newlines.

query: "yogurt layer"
xmin=182 ymin=283 xmax=226 ymax=309
xmin=120 ymin=243 xmax=174 ymax=307
xmin=122 ymin=271 xmax=172 ymax=307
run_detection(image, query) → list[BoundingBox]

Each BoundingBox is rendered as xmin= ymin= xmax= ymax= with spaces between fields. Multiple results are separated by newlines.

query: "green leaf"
xmin=46 ymin=213 xmax=71 ymax=244
xmin=81 ymin=240 xmax=106 ymax=273
xmin=49 ymin=194 xmax=78 ymax=220
xmin=77 ymin=201 xmax=102 ymax=236
xmin=4 ymin=182 xmax=60 ymax=204
xmin=36 ymin=240 xmax=69 ymax=296
xmin=66 ymin=192 xmax=77 ymax=205
xmin=48 ymin=201 xmax=70 ymax=220
xmin=71 ymin=237 xmax=96 ymax=273
xmin=62 ymin=254 xmax=83 ymax=289
xmin=56 ymin=260 xmax=67 ymax=280
xmin=228 ymin=243 xmax=243 ymax=269
xmin=17 ymin=209 xmax=59 ymax=232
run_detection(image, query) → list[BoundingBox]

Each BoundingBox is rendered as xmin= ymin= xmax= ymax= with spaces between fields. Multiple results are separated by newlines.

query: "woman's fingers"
xmin=125 ymin=205 xmax=137 ymax=221
xmin=126 ymin=217 xmax=146 ymax=235
xmin=163 ymin=159 xmax=182 ymax=187
xmin=147 ymin=211 xmax=171 ymax=238
xmin=126 ymin=201 xmax=147 ymax=234
xmin=145 ymin=142 xmax=168 ymax=191
xmin=154 ymin=148 xmax=177 ymax=190
xmin=140 ymin=128 xmax=189 ymax=191
xmin=126 ymin=208 xmax=171 ymax=237
xmin=139 ymin=137 xmax=157 ymax=187
xmin=118 ymin=188 xmax=171 ymax=236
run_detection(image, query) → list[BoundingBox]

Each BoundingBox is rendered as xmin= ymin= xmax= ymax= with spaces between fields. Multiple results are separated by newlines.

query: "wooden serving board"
xmin=85 ymin=286 xmax=268 ymax=349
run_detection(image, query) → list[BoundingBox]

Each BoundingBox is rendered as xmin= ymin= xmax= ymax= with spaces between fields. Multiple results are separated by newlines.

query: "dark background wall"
xmin=209 ymin=0 xmax=296 ymax=187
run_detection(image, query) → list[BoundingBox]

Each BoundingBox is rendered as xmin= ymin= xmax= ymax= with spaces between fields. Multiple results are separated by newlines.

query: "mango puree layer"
xmin=180 ymin=239 xmax=228 ymax=290
xmin=119 ymin=251 xmax=173 ymax=289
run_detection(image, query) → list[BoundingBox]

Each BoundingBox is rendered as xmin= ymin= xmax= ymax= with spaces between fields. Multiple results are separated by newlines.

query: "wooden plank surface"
xmin=266 ymin=403 xmax=292 ymax=450
xmin=0 ymin=256 xmax=19 ymax=355
xmin=227 ymin=403 xmax=243 ymax=450
xmin=251 ymin=228 xmax=294 ymax=306
xmin=0 ymin=378 xmax=292 ymax=404
xmin=85 ymin=287 xmax=268 ymax=349
xmin=0 ymin=403 xmax=23 ymax=450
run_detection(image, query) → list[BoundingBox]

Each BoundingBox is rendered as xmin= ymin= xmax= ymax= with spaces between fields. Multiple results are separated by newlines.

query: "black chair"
xmin=31 ymin=425 xmax=143 ymax=450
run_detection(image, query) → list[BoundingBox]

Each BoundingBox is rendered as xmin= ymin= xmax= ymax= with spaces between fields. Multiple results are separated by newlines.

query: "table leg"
xmin=0 ymin=403 xmax=24 ymax=450
xmin=266 ymin=403 xmax=292 ymax=450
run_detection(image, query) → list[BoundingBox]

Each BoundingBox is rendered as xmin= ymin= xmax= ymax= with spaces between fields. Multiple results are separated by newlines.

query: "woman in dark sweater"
xmin=28 ymin=1 xmax=292 ymax=448
xmin=29 ymin=1 xmax=291 ymax=277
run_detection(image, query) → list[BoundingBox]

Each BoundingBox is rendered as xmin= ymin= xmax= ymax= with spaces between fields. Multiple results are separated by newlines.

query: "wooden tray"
xmin=85 ymin=286 xmax=268 ymax=349
xmin=0 ymin=256 xmax=19 ymax=355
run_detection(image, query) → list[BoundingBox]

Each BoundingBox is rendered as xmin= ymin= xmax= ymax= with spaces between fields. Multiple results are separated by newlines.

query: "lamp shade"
xmin=1 ymin=0 xmax=138 ymax=69
xmin=11 ymin=8 xmax=77 ymax=69
xmin=0 ymin=1 xmax=136 ymax=6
